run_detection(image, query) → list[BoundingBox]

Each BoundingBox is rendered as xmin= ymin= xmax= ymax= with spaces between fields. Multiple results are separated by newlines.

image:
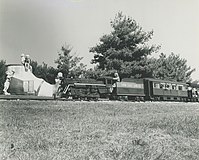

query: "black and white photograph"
xmin=0 ymin=0 xmax=199 ymax=159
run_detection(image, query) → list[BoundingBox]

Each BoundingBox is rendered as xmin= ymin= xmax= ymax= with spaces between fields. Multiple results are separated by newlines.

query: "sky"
xmin=0 ymin=0 xmax=199 ymax=80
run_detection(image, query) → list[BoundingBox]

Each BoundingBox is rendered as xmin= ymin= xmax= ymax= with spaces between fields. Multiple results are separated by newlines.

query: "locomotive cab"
xmin=97 ymin=76 xmax=115 ymax=98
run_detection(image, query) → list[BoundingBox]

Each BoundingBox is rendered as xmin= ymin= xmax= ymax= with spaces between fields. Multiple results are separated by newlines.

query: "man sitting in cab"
xmin=111 ymin=72 xmax=120 ymax=93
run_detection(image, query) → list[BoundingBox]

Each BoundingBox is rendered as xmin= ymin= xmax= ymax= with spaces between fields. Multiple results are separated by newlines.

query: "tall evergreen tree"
xmin=90 ymin=12 xmax=160 ymax=78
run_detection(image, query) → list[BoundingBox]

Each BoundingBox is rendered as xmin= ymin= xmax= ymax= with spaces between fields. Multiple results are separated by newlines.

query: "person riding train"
xmin=110 ymin=72 xmax=120 ymax=93
xmin=54 ymin=72 xmax=64 ymax=98
xmin=112 ymin=72 xmax=120 ymax=85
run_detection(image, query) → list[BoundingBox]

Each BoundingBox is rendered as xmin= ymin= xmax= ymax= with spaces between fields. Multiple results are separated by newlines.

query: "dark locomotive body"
xmin=59 ymin=76 xmax=199 ymax=102
xmin=60 ymin=78 xmax=111 ymax=100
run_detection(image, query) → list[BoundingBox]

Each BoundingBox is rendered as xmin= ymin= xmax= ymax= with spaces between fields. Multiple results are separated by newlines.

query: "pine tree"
xmin=90 ymin=12 xmax=160 ymax=78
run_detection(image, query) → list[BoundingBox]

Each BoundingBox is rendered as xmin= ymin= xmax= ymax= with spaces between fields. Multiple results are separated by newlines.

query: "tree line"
xmin=0 ymin=12 xmax=195 ymax=93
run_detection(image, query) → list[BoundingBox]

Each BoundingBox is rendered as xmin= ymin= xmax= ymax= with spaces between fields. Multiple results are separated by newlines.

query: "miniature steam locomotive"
xmin=57 ymin=76 xmax=199 ymax=102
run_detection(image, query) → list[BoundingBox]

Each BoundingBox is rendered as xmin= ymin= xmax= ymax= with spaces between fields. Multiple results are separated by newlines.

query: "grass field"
xmin=0 ymin=100 xmax=199 ymax=160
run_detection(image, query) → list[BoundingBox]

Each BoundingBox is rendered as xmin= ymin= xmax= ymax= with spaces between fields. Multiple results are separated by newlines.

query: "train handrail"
xmin=73 ymin=83 xmax=106 ymax=87
xmin=63 ymin=84 xmax=73 ymax=94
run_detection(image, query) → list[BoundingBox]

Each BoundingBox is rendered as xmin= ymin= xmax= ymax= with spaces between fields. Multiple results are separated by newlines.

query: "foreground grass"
xmin=0 ymin=101 xmax=199 ymax=160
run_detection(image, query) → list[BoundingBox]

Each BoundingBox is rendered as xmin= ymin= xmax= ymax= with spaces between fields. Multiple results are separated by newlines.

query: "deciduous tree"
xmin=31 ymin=61 xmax=57 ymax=84
xmin=151 ymin=53 xmax=195 ymax=82
xmin=55 ymin=44 xmax=86 ymax=78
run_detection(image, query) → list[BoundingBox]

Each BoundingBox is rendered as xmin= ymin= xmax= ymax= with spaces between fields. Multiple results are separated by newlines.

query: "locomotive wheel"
xmin=140 ymin=97 xmax=145 ymax=102
xmin=155 ymin=97 xmax=160 ymax=101
xmin=93 ymin=97 xmax=98 ymax=101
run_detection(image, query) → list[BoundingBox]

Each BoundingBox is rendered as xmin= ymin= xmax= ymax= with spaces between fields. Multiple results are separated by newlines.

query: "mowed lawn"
xmin=0 ymin=101 xmax=199 ymax=160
